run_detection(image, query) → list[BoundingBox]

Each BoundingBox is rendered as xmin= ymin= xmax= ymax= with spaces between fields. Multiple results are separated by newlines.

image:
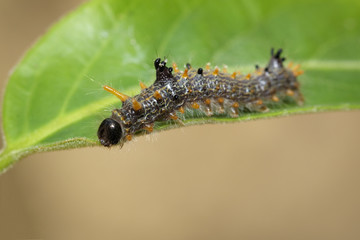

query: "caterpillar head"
xmin=97 ymin=118 xmax=123 ymax=147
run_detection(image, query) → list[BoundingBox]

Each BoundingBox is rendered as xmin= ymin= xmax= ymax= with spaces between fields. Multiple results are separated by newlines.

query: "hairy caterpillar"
xmin=97 ymin=48 xmax=304 ymax=147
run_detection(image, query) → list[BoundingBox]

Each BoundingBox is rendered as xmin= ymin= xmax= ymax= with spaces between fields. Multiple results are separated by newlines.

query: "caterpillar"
xmin=97 ymin=48 xmax=304 ymax=147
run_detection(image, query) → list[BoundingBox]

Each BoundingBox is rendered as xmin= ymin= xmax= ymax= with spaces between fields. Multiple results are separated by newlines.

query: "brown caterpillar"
xmin=97 ymin=48 xmax=304 ymax=147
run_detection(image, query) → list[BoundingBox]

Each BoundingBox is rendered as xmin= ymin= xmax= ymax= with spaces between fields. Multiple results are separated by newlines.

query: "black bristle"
xmin=281 ymin=57 xmax=286 ymax=62
xmin=159 ymin=60 xmax=167 ymax=72
xmin=264 ymin=67 xmax=269 ymax=72
xmin=197 ymin=68 xmax=203 ymax=75
xmin=154 ymin=58 xmax=161 ymax=69
xmin=255 ymin=64 xmax=259 ymax=70
xmin=186 ymin=63 xmax=191 ymax=69
xmin=169 ymin=67 xmax=173 ymax=73
xmin=274 ymin=49 xmax=283 ymax=59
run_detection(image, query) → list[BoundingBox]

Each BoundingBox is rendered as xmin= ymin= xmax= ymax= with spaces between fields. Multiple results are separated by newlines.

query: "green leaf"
xmin=1 ymin=0 xmax=360 ymax=172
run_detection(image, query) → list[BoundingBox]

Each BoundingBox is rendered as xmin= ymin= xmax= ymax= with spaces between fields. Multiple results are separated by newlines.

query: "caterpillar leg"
xmin=169 ymin=112 xmax=185 ymax=126
xmin=244 ymin=100 xmax=269 ymax=113
xmin=229 ymin=102 xmax=240 ymax=118
xmin=204 ymin=99 xmax=213 ymax=116
xmin=294 ymin=91 xmax=304 ymax=106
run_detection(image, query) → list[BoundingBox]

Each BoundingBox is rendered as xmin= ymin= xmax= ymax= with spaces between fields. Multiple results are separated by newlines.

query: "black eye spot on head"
xmin=97 ymin=118 xmax=122 ymax=147
xmin=173 ymin=95 xmax=179 ymax=101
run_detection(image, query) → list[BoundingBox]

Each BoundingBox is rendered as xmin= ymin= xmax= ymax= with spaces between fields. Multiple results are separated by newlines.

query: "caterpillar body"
xmin=98 ymin=48 xmax=304 ymax=147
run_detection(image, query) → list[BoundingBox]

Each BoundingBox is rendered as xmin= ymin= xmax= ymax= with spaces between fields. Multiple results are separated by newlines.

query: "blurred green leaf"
xmin=1 ymin=0 xmax=359 ymax=172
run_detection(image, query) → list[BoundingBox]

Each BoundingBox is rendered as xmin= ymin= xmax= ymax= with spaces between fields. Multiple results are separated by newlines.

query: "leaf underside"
xmin=1 ymin=0 xmax=360 ymax=172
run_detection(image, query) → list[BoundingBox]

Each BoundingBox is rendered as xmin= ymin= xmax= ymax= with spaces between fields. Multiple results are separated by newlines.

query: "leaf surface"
xmin=1 ymin=0 xmax=359 ymax=171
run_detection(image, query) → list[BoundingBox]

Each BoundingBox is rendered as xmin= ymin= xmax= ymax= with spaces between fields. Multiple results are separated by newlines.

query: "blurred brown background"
xmin=1 ymin=0 xmax=360 ymax=239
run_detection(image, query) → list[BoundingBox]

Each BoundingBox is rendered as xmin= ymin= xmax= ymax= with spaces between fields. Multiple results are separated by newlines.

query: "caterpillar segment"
xmin=97 ymin=48 xmax=303 ymax=147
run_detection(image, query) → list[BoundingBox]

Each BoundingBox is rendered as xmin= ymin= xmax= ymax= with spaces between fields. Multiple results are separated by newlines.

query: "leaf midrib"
xmin=58 ymin=10 xmax=122 ymax=116
xmin=302 ymin=60 xmax=360 ymax=70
